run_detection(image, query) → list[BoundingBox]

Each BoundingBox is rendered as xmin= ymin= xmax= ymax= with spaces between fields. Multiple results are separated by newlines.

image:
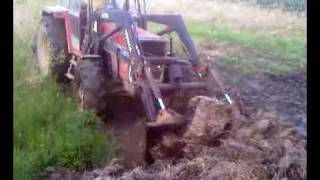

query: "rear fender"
xmin=41 ymin=6 xmax=74 ymax=55
xmin=42 ymin=5 xmax=67 ymax=19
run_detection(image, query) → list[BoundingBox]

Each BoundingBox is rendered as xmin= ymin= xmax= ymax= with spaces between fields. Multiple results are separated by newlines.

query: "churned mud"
xmin=42 ymin=49 xmax=306 ymax=180
xmin=102 ymin=96 xmax=148 ymax=169
xmin=237 ymin=71 xmax=307 ymax=138
xmin=76 ymin=95 xmax=306 ymax=180
xmin=42 ymin=69 xmax=306 ymax=180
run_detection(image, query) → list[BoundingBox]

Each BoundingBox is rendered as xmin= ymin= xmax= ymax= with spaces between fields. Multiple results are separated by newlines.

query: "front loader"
xmin=34 ymin=0 xmax=237 ymax=167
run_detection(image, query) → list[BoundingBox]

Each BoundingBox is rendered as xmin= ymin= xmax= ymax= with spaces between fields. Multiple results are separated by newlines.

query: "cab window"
xmin=60 ymin=0 xmax=70 ymax=8
xmin=69 ymin=0 xmax=81 ymax=12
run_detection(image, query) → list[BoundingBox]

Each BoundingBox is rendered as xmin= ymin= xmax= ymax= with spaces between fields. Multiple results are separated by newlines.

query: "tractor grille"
xmin=140 ymin=39 xmax=167 ymax=57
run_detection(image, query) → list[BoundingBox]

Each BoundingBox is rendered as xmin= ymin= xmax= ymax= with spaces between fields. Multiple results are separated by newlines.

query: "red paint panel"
xmin=100 ymin=22 xmax=126 ymax=47
xmin=100 ymin=22 xmax=163 ymax=47
xmin=60 ymin=12 xmax=73 ymax=54
xmin=118 ymin=60 xmax=129 ymax=80
xmin=53 ymin=11 xmax=82 ymax=56
xmin=52 ymin=11 xmax=72 ymax=54
xmin=53 ymin=12 xmax=65 ymax=19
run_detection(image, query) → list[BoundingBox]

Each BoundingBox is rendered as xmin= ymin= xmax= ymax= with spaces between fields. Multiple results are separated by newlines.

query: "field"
xmin=14 ymin=0 xmax=306 ymax=179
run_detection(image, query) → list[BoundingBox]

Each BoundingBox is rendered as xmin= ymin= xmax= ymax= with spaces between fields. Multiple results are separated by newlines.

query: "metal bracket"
xmin=65 ymin=56 xmax=77 ymax=80
xmin=81 ymin=54 xmax=101 ymax=59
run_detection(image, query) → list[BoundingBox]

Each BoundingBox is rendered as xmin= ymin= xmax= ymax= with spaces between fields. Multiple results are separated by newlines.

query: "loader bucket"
xmin=146 ymin=109 xmax=188 ymax=133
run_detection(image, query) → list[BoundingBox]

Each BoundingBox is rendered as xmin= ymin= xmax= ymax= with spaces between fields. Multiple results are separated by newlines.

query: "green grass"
xmin=14 ymin=1 xmax=117 ymax=180
xmin=188 ymin=23 xmax=306 ymax=64
xmin=187 ymin=22 xmax=306 ymax=80
xmin=14 ymin=31 xmax=117 ymax=180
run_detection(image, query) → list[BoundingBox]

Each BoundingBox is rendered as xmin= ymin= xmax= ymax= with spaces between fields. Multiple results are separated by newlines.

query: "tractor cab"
xmin=58 ymin=0 xmax=164 ymax=56
xmin=52 ymin=0 xmax=205 ymax=73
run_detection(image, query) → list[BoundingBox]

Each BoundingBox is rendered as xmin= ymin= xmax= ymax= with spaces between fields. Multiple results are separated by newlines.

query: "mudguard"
xmin=42 ymin=5 xmax=68 ymax=18
xmin=41 ymin=5 xmax=79 ymax=55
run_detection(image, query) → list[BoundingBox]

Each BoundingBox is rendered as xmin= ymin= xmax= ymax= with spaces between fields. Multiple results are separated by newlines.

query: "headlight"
xmin=101 ymin=13 xmax=109 ymax=19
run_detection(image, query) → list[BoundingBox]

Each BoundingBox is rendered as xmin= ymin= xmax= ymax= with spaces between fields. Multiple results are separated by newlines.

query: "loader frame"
xmin=40 ymin=0 xmax=232 ymax=127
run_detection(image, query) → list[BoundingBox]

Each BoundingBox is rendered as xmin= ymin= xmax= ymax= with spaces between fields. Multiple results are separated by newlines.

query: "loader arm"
xmin=97 ymin=8 xmax=233 ymax=126
xmin=143 ymin=15 xmax=201 ymax=67
xmin=99 ymin=9 xmax=167 ymax=122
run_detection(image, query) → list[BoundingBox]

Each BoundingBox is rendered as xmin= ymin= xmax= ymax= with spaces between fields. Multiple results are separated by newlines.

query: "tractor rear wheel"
xmin=74 ymin=59 xmax=108 ymax=116
xmin=35 ymin=16 xmax=70 ymax=83
xmin=74 ymin=60 xmax=147 ymax=167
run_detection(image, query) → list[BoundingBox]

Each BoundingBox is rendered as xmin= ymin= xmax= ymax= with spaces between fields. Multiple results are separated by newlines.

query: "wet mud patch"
xmin=42 ymin=94 xmax=306 ymax=180
xmin=76 ymin=96 xmax=306 ymax=180
xmin=198 ymin=41 xmax=306 ymax=136
xmin=102 ymin=96 xmax=148 ymax=168
xmin=237 ymin=71 xmax=306 ymax=137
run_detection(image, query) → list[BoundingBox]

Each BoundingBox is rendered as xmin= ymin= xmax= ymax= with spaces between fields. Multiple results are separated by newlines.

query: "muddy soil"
xmin=102 ymin=96 xmax=148 ymax=168
xmin=236 ymin=71 xmax=307 ymax=137
xmin=198 ymin=40 xmax=306 ymax=137
xmin=86 ymin=71 xmax=306 ymax=180
xmin=77 ymin=96 xmax=306 ymax=180
xmin=42 ymin=51 xmax=307 ymax=180
xmin=42 ymin=93 xmax=306 ymax=180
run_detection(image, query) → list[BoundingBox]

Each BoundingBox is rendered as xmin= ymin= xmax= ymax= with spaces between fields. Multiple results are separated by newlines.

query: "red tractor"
xmin=34 ymin=0 xmax=235 ymax=166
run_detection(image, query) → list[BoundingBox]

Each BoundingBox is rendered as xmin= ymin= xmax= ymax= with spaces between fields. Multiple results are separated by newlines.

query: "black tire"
xmin=35 ymin=16 xmax=70 ymax=83
xmin=74 ymin=59 xmax=108 ymax=116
